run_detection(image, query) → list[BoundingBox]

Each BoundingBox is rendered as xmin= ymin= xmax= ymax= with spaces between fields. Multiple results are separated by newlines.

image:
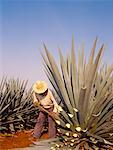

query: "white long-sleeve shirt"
xmin=33 ymin=89 xmax=58 ymax=113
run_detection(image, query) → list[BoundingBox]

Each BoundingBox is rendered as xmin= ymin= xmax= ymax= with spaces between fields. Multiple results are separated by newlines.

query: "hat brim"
xmin=33 ymin=81 xmax=48 ymax=94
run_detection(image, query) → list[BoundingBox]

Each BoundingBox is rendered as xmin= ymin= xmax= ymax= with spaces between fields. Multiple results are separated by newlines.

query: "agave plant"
xmin=41 ymin=38 xmax=113 ymax=150
xmin=0 ymin=77 xmax=38 ymax=133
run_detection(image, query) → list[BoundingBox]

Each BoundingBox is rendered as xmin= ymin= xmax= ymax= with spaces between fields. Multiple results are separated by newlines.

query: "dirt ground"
xmin=0 ymin=130 xmax=49 ymax=150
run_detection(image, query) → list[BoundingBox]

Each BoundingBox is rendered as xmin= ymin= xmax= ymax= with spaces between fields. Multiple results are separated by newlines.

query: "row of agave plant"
xmin=41 ymin=38 xmax=113 ymax=150
xmin=0 ymin=77 xmax=39 ymax=133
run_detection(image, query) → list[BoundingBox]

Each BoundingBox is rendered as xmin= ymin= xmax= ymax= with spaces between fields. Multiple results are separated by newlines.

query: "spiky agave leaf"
xmin=0 ymin=77 xmax=39 ymax=133
xmin=42 ymin=38 xmax=113 ymax=149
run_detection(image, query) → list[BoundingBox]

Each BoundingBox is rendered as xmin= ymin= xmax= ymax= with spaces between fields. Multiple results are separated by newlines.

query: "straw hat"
xmin=33 ymin=80 xmax=48 ymax=94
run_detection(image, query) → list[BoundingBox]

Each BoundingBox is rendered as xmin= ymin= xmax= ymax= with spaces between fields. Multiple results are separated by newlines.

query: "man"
xmin=32 ymin=80 xmax=59 ymax=138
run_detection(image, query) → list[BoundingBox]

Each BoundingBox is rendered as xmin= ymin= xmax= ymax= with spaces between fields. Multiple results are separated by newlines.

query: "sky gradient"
xmin=1 ymin=0 xmax=113 ymax=88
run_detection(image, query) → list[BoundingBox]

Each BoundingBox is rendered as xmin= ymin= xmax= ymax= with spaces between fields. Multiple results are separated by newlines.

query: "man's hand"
xmin=50 ymin=112 xmax=59 ymax=118
xmin=33 ymin=101 xmax=39 ymax=107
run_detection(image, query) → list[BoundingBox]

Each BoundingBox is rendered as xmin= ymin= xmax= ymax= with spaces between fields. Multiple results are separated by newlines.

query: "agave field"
xmin=41 ymin=38 xmax=113 ymax=150
xmin=0 ymin=77 xmax=39 ymax=133
xmin=0 ymin=39 xmax=113 ymax=150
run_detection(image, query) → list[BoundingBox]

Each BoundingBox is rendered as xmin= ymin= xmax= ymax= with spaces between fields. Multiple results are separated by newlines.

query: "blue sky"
xmin=1 ymin=0 xmax=113 ymax=88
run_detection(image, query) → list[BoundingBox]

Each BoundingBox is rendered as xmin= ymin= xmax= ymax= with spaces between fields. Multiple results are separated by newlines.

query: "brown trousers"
xmin=33 ymin=107 xmax=56 ymax=138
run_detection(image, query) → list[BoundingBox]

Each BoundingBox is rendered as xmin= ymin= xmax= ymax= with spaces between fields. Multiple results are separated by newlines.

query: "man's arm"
xmin=33 ymin=92 xmax=40 ymax=106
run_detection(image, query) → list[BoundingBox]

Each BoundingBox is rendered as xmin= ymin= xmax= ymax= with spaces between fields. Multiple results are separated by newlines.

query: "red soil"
xmin=0 ymin=130 xmax=49 ymax=150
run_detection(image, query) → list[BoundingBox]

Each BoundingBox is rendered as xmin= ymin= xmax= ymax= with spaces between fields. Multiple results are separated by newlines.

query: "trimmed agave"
xmin=41 ymin=38 xmax=113 ymax=149
xmin=0 ymin=77 xmax=39 ymax=133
